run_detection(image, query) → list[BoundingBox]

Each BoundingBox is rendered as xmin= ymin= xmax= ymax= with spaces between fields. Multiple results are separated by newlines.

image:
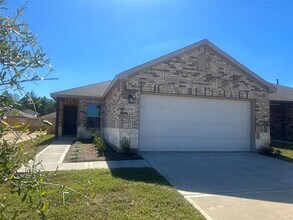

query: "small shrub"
xmin=120 ymin=136 xmax=131 ymax=154
xmin=258 ymin=146 xmax=283 ymax=157
xmin=92 ymin=133 xmax=106 ymax=156
xmin=258 ymin=146 xmax=273 ymax=155
xmin=70 ymin=155 xmax=78 ymax=161
xmin=274 ymin=148 xmax=282 ymax=155
xmin=70 ymin=144 xmax=81 ymax=161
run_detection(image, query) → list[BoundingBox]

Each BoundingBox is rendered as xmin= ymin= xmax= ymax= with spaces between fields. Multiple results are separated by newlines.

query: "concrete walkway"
xmin=35 ymin=136 xmax=73 ymax=164
xmin=29 ymin=137 xmax=149 ymax=171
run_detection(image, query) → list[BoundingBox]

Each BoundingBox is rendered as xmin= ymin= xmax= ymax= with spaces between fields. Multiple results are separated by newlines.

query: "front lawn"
xmin=0 ymin=168 xmax=203 ymax=220
xmin=270 ymin=141 xmax=293 ymax=163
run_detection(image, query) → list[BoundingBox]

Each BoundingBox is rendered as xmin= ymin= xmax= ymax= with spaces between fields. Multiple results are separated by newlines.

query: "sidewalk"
xmin=29 ymin=136 xmax=149 ymax=171
xmin=35 ymin=136 xmax=73 ymax=164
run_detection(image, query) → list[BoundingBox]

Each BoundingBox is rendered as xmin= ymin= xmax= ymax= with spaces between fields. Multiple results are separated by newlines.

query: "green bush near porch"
xmin=92 ymin=133 xmax=106 ymax=155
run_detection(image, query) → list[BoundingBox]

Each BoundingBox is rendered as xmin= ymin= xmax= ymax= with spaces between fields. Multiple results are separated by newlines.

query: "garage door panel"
xmin=141 ymin=108 xmax=250 ymax=126
xmin=141 ymin=119 xmax=249 ymax=136
xmin=139 ymin=136 xmax=250 ymax=151
xmin=139 ymin=95 xmax=251 ymax=151
xmin=140 ymin=123 xmax=245 ymax=138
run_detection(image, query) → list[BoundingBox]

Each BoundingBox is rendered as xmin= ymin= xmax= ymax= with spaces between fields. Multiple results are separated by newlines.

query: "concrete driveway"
xmin=140 ymin=152 xmax=293 ymax=220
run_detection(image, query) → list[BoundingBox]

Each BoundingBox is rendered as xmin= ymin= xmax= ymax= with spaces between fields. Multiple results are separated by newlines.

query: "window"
xmin=86 ymin=104 xmax=101 ymax=128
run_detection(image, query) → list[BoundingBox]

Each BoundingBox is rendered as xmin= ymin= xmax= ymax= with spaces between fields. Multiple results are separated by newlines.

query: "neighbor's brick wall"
xmin=270 ymin=103 xmax=283 ymax=141
xmin=284 ymin=104 xmax=293 ymax=141
xmin=270 ymin=102 xmax=293 ymax=142
xmin=103 ymin=45 xmax=271 ymax=149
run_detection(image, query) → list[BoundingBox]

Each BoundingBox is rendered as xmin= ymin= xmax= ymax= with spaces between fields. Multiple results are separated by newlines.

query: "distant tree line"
xmin=0 ymin=90 xmax=55 ymax=116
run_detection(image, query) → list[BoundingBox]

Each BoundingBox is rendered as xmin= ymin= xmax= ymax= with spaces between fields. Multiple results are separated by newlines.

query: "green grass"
xmin=0 ymin=168 xmax=203 ymax=220
xmin=270 ymin=141 xmax=293 ymax=163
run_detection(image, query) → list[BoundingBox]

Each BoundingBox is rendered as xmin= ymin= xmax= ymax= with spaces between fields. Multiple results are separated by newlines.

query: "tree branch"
xmin=0 ymin=77 xmax=58 ymax=86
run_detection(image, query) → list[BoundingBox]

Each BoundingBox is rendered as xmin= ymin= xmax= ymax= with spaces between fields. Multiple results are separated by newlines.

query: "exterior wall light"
xmin=128 ymin=94 xmax=134 ymax=103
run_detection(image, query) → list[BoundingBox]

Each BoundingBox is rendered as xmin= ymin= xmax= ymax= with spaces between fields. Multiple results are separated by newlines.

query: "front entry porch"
xmin=54 ymin=97 xmax=102 ymax=139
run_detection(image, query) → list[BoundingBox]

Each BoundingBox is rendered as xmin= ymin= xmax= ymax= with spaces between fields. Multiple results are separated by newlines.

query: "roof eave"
xmin=51 ymin=93 xmax=103 ymax=100
xmin=270 ymin=99 xmax=293 ymax=103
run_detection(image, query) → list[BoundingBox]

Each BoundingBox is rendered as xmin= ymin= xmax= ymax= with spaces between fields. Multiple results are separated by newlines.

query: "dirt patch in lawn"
xmin=63 ymin=140 xmax=142 ymax=163
xmin=2 ymin=131 xmax=45 ymax=143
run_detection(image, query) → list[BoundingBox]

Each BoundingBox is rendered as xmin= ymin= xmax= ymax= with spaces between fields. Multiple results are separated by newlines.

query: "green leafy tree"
xmin=19 ymin=92 xmax=56 ymax=116
xmin=38 ymin=96 xmax=55 ymax=115
xmin=0 ymin=2 xmax=93 ymax=219
xmin=0 ymin=1 xmax=55 ymax=218
xmin=0 ymin=90 xmax=19 ymax=106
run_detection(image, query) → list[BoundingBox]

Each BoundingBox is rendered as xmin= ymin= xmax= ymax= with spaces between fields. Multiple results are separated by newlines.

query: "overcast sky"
xmin=7 ymin=0 xmax=293 ymax=97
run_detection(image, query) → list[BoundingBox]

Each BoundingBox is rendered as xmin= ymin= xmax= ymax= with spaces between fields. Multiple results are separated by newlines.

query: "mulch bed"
xmin=63 ymin=140 xmax=142 ymax=163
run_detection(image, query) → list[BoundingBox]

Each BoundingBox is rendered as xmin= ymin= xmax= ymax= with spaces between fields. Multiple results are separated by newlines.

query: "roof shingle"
xmin=51 ymin=80 xmax=112 ymax=99
xmin=269 ymin=83 xmax=293 ymax=102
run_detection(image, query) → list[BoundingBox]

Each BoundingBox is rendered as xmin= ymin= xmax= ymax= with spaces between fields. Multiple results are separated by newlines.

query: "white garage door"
xmin=139 ymin=94 xmax=251 ymax=151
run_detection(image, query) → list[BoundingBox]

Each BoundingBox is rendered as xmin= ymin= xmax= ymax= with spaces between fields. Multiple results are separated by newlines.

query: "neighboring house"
xmin=270 ymin=84 xmax=293 ymax=142
xmin=41 ymin=112 xmax=56 ymax=134
xmin=23 ymin=108 xmax=37 ymax=117
xmin=4 ymin=109 xmax=36 ymax=119
xmin=4 ymin=108 xmax=39 ymax=130
xmin=52 ymin=39 xmax=280 ymax=152
xmin=42 ymin=112 xmax=56 ymax=119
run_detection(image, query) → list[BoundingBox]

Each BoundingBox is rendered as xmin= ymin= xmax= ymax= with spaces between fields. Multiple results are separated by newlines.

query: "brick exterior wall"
xmin=102 ymin=84 xmax=121 ymax=128
xmin=102 ymin=45 xmax=271 ymax=151
xmin=270 ymin=102 xmax=293 ymax=142
xmin=57 ymin=98 xmax=101 ymax=139
xmin=77 ymin=98 xmax=101 ymax=139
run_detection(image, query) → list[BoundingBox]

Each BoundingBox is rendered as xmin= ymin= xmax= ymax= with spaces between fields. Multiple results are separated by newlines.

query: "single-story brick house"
xmin=51 ymin=39 xmax=291 ymax=152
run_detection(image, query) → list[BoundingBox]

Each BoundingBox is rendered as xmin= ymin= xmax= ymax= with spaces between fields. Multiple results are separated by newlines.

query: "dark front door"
xmin=63 ymin=106 xmax=78 ymax=135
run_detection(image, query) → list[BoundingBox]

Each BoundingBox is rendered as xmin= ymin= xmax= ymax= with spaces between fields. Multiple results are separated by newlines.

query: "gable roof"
xmin=51 ymin=80 xmax=112 ymax=99
xmin=42 ymin=112 xmax=56 ymax=118
xmin=23 ymin=109 xmax=36 ymax=116
xmin=4 ymin=109 xmax=36 ymax=119
xmin=269 ymin=83 xmax=293 ymax=102
xmin=103 ymin=39 xmax=276 ymax=97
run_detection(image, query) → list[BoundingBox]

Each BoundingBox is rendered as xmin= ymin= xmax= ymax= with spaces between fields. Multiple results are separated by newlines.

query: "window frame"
xmin=86 ymin=103 xmax=101 ymax=129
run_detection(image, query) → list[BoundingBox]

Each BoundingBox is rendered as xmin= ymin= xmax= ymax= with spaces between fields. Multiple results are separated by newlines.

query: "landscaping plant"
xmin=92 ymin=133 xmax=106 ymax=156
xmin=120 ymin=136 xmax=131 ymax=154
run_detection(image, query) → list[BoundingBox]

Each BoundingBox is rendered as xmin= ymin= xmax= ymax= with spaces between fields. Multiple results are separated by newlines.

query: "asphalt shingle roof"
xmin=23 ymin=109 xmax=36 ymax=116
xmin=50 ymin=78 xmax=293 ymax=103
xmin=4 ymin=109 xmax=36 ymax=118
xmin=269 ymin=83 xmax=293 ymax=102
xmin=42 ymin=112 xmax=56 ymax=118
xmin=51 ymin=80 xmax=112 ymax=99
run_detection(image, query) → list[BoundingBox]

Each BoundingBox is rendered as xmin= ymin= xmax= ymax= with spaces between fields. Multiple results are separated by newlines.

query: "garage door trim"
xmin=138 ymin=93 xmax=255 ymax=152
